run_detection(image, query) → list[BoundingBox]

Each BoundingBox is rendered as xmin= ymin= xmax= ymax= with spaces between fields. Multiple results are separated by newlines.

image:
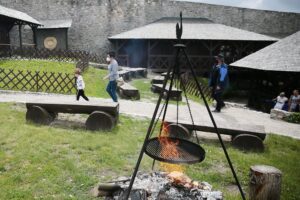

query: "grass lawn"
xmin=0 ymin=103 xmax=299 ymax=199
xmin=0 ymin=60 xmax=75 ymax=74
xmin=0 ymin=59 xmax=110 ymax=98
xmin=131 ymin=78 xmax=186 ymax=105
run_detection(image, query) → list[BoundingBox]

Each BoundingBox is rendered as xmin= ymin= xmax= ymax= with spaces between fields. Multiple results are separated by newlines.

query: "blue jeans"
xmin=106 ymin=80 xmax=118 ymax=102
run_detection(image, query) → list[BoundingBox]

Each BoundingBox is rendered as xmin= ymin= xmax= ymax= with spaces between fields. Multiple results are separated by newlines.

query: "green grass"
xmin=131 ymin=79 xmax=157 ymax=102
xmin=186 ymin=135 xmax=300 ymax=200
xmin=0 ymin=103 xmax=152 ymax=200
xmin=82 ymin=67 xmax=110 ymax=98
xmin=131 ymin=78 xmax=186 ymax=105
xmin=0 ymin=59 xmax=111 ymax=98
xmin=0 ymin=59 xmax=75 ymax=74
xmin=0 ymin=103 xmax=299 ymax=199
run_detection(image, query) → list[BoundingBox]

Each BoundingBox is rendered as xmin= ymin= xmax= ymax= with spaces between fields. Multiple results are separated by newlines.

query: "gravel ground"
xmin=0 ymin=90 xmax=299 ymax=140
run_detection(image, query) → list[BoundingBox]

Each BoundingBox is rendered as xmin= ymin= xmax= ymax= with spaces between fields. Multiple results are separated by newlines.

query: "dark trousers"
xmin=214 ymin=90 xmax=225 ymax=111
xmin=106 ymin=80 xmax=118 ymax=102
xmin=76 ymin=89 xmax=89 ymax=101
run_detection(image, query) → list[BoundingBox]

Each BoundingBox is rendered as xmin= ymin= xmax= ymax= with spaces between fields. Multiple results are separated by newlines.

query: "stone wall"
xmin=2 ymin=0 xmax=300 ymax=54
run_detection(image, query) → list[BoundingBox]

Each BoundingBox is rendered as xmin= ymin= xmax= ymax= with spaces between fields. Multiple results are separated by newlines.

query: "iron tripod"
xmin=125 ymin=43 xmax=246 ymax=200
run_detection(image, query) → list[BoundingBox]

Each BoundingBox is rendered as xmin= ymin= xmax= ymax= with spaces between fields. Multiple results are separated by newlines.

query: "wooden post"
xmin=36 ymin=71 xmax=39 ymax=92
xmin=249 ymin=165 xmax=282 ymax=200
xmin=32 ymin=26 xmax=37 ymax=49
xmin=18 ymin=24 xmax=23 ymax=50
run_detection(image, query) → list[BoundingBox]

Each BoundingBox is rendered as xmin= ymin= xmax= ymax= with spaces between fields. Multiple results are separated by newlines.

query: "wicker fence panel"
xmin=0 ymin=68 xmax=76 ymax=94
xmin=0 ymin=47 xmax=106 ymax=71
xmin=179 ymin=78 xmax=212 ymax=101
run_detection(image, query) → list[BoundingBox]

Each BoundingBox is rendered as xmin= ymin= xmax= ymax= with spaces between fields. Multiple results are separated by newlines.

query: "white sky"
xmin=176 ymin=0 xmax=300 ymax=13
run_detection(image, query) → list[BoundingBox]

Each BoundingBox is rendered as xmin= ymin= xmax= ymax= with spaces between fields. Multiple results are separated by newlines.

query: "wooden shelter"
xmin=108 ymin=17 xmax=278 ymax=73
xmin=0 ymin=5 xmax=40 ymax=50
xmin=36 ymin=19 xmax=72 ymax=50
xmin=230 ymin=31 xmax=300 ymax=112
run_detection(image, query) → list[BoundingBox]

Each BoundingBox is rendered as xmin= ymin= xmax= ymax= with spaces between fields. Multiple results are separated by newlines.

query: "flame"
xmin=159 ymin=122 xmax=185 ymax=173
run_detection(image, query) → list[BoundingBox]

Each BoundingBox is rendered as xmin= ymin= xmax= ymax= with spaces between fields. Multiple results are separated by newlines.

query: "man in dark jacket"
xmin=209 ymin=54 xmax=228 ymax=112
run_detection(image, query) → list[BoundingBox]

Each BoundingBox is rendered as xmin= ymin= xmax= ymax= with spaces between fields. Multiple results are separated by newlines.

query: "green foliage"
xmin=284 ymin=112 xmax=300 ymax=124
xmin=0 ymin=103 xmax=299 ymax=199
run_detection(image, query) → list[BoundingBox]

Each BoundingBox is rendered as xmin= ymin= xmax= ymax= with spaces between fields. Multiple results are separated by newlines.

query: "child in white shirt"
xmin=75 ymin=68 xmax=89 ymax=101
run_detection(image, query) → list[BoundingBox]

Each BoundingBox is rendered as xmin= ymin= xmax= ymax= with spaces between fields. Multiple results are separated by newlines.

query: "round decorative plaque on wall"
xmin=44 ymin=37 xmax=57 ymax=50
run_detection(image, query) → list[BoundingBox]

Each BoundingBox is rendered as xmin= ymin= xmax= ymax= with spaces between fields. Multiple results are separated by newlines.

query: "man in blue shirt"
xmin=209 ymin=54 xmax=228 ymax=112
xmin=103 ymin=51 xmax=119 ymax=102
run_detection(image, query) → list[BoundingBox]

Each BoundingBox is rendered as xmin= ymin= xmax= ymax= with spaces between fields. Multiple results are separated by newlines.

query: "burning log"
xmin=97 ymin=172 xmax=222 ymax=200
xmin=167 ymin=171 xmax=211 ymax=190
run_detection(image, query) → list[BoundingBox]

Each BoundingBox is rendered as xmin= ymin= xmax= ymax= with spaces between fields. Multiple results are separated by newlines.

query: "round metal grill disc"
xmin=145 ymin=137 xmax=205 ymax=164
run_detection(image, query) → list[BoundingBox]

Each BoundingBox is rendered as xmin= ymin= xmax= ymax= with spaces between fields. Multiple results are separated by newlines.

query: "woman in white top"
xmin=273 ymin=92 xmax=288 ymax=110
xmin=75 ymin=68 xmax=89 ymax=101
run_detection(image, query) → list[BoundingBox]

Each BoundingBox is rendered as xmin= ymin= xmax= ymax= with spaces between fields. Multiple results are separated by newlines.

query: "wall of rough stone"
xmin=2 ymin=0 xmax=300 ymax=54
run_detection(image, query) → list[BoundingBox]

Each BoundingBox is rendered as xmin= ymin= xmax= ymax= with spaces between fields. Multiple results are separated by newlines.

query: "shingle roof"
xmin=0 ymin=5 xmax=40 ymax=25
xmin=230 ymin=30 xmax=300 ymax=72
xmin=38 ymin=19 xmax=72 ymax=29
xmin=108 ymin=17 xmax=278 ymax=41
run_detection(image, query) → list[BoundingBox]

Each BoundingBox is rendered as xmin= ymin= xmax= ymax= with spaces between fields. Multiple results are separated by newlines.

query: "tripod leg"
xmin=125 ymin=48 xmax=180 ymax=199
xmin=182 ymin=48 xmax=246 ymax=200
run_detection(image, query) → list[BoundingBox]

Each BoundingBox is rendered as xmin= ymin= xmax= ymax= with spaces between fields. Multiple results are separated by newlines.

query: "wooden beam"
xmin=18 ymin=24 xmax=22 ymax=50
xmin=65 ymin=29 xmax=68 ymax=50
xmin=31 ymin=26 xmax=37 ymax=49
xmin=147 ymin=40 xmax=150 ymax=68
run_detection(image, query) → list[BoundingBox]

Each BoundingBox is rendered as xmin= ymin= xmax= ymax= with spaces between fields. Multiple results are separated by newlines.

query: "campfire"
xmin=92 ymin=122 xmax=222 ymax=199
xmin=93 ymin=171 xmax=222 ymax=200
xmin=159 ymin=122 xmax=185 ymax=173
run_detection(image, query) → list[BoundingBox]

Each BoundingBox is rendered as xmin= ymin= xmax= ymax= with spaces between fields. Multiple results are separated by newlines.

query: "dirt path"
xmin=0 ymin=90 xmax=299 ymax=140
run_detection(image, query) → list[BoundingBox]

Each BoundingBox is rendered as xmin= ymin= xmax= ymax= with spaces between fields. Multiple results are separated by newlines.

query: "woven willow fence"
xmin=0 ymin=68 xmax=76 ymax=94
xmin=0 ymin=47 xmax=105 ymax=63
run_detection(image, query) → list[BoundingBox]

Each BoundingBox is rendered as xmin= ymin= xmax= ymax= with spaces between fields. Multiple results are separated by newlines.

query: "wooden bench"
xmin=117 ymin=83 xmax=140 ymax=100
xmin=118 ymin=70 xmax=131 ymax=81
xmin=151 ymin=84 xmax=182 ymax=101
xmin=151 ymin=76 xmax=165 ymax=84
xmin=122 ymin=67 xmax=147 ymax=78
xmin=166 ymin=120 xmax=266 ymax=151
xmin=26 ymin=101 xmax=119 ymax=131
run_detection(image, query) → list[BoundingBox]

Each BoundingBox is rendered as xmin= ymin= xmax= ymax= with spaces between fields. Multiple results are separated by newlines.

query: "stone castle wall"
xmin=2 ymin=0 xmax=300 ymax=54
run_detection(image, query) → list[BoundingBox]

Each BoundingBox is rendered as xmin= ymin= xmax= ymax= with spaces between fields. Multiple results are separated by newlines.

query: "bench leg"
xmin=48 ymin=112 xmax=58 ymax=121
xmin=26 ymin=106 xmax=52 ymax=125
xmin=232 ymin=134 xmax=264 ymax=151
xmin=86 ymin=111 xmax=115 ymax=131
xmin=167 ymin=123 xmax=191 ymax=139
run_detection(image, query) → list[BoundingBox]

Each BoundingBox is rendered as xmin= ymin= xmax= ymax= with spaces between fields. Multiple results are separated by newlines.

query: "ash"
xmin=106 ymin=172 xmax=223 ymax=200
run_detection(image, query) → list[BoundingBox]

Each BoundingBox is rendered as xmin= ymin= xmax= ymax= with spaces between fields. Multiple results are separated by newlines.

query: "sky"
xmin=176 ymin=0 xmax=300 ymax=13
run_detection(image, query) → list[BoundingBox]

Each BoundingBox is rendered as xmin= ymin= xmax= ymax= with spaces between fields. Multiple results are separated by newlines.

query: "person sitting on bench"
xmin=273 ymin=92 xmax=288 ymax=111
xmin=75 ymin=68 xmax=89 ymax=101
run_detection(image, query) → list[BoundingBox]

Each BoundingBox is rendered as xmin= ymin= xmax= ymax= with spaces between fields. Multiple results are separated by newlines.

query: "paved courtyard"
xmin=0 ymin=90 xmax=299 ymax=140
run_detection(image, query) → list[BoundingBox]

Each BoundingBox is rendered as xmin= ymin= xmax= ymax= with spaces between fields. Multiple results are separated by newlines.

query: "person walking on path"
xmin=103 ymin=51 xmax=119 ymax=102
xmin=208 ymin=54 xmax=229 ymax=112
xmin=75 ymin=68 xmax=89 ymax=101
